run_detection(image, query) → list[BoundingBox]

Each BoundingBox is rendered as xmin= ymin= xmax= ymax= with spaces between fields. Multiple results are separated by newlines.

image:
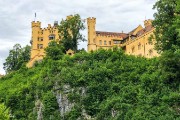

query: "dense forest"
xmin=0 ymin=0 xmax=180 ymax=119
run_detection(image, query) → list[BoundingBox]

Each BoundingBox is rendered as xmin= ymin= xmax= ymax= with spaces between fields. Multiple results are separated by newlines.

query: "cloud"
xmin=0 ymin=0 xmax=156 ymax=74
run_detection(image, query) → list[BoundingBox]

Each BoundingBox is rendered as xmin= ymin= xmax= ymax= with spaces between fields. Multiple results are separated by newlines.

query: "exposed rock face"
xmin=54 ymin=83 xmax=74 ymax=116
xmin=54 ymin=82 xmax=94 ymax=119
xmin=35 ymin=100 xmax=44 ymax=120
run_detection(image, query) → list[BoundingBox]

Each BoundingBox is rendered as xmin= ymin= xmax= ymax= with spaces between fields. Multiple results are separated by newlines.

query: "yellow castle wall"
xmin=125 ymin=30 xmax=159 ymax=58
xmin=87 ymin=17 xmax=159 ymax=58
xmin=27 ymin=21 xmax=59 ymax=67
xmin=28 ymin=16 xmax=159 ymax=68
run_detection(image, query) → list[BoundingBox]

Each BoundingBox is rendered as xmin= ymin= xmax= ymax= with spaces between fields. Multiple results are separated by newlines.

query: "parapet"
xmin=32 ymin=21 xmax=41 ymax=28
xmin=48 ymin=24 xmax=51 ymax=28
xmin=87 ymin=17 xmax=96 ymax=24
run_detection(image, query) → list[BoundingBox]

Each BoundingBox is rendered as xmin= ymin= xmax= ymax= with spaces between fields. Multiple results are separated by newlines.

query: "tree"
xmin=153 ymin=0 xmax=180 ymax=52
xmin=152 ymin=0 xmax=180 ymax=83
xmin=45 ymin=41 xmax=64 ymax=60
xmin=0 ymin=103 xmax=10 ymax=120
xmin=58 ymin=14 xmax=86 ymax=52
xmin=174 ymin=0 xmax=180 ymax=38
xmin=3 ymin=44 xmax=30 ymax=73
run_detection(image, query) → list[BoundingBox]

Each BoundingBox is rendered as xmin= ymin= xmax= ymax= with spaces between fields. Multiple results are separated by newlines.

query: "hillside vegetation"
xmin=0 ymin=0 xmax=180 ymax=119
xmin=0 ymin=48 xmax=179 ymax=119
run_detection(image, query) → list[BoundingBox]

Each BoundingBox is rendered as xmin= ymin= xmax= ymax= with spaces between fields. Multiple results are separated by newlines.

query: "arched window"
xmin=49 ymin=34 xmax=55 ymax=40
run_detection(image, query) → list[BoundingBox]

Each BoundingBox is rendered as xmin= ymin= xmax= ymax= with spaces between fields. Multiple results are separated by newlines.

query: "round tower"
xmin=87 ymin=17 xmax=97 ymax=51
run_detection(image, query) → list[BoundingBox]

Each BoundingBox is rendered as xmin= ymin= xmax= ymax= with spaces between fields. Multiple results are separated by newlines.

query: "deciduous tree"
xmin=3 ymin=44 xmax=30 ymax=73
xmin=153 ymin=0 xmax=180 ymax=52
xmin=58 ymin=14 xmax=86 ymax=52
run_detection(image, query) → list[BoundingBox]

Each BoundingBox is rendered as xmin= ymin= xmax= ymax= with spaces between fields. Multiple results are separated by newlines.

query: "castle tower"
xmin=31 ymin=21 xmax=42 ymax=59
xmin=27 ymin=21 xmax=43 ymax=67
xmin=87 ymin=17 xmax=97 ymax=51
xmin=144 ymin=19 xmax=152 ymax=28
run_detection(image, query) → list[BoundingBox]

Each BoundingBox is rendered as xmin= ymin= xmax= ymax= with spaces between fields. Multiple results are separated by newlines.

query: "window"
xmin=131 ymin=36 xmax=135 ymax=40
xmin=40 ymin=37 xmax=43 ymax=41
xmin=138 ymin=43 xmax=141 ymax=50
xmin=109 ymin=41 xmax=111 ymax=45
xmin=49 ymin=34 xmax=55 ymax=40
xmin=113 ymin=40 xmax=121 ymax=44
xmin=99 ymin=40 xmax=102 ymax=45
xmin=148 ymin=40 xmax=153 ymax=45
xmin=149 ymin=49 xmax=153 ymax=56
xmin=104 ymin=40 xmax=107 ymax=45
xmin=37 ymin=44 xmax=43 ymax=49
xmin=38 ymin=37 xmax=43 ymax=41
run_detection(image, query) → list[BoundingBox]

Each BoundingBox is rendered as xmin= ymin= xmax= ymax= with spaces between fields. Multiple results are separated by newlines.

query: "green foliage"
xmin=1 ymin=9 xmax=180 ymax=119
xmin=3 ymin=44 xmax=30 ymax=73
xmin=158 ymin=49 xmax=180 ymax=87
xmin=153 ymin=0 xmax=180 ymax=52
xmin=175 ymin=0 xmax=180 ymax=38
xmin=0 ymin=103 xmax=10 ymax=120
xmin=0 ymin=48 xmax=179 ymax=119
xmin=58 ymin=14 xmax=86 ymax=52
xmin=42 ymin=91 xmax=60 ymax=119
xmin=45 ymin=41 xmax=64 ymax=60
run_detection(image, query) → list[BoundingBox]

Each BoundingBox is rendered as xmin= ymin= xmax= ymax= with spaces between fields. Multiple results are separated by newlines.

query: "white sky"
xmin=0 ymin=0 xmax=156 ymax=74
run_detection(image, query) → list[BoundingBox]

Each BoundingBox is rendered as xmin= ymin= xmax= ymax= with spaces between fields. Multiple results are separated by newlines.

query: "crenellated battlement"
xmin=87 ymin=17 xmax=96 ymax=24
xmin=32 ymin=21 xmax=41 ymax=28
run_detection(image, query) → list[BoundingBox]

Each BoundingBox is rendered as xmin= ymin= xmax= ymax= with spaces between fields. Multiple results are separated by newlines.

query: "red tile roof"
xmin=96 ymin=31 xmax=128 ymax=38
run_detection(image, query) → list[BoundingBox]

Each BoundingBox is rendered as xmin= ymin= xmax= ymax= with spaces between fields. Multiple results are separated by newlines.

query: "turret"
xmin=144 ymin=19 xmax=152 ymax=28
xmin=87 ymin=17 xmax=96 ymax=51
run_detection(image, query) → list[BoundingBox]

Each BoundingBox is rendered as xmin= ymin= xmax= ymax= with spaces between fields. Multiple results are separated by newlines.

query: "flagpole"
xmin=34 ymin=12 xmax=36 ymax=21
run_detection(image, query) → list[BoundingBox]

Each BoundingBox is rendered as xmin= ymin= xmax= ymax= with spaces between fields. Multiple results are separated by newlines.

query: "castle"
xmin=27 ymin=16 xmax=159 ymax=67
